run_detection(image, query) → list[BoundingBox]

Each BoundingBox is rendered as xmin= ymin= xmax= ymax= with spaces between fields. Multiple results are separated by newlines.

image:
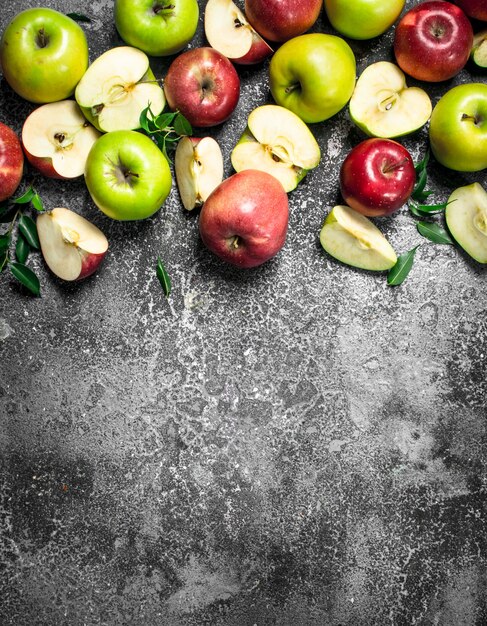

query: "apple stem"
xmin=285 ymin=83 xmax=301 ymax=95
xmin=36 ymin=28 xmax=49 ymax=49
xmin=462 ymin=113 xmax=482 ymax=126
xmin=230 ymin=236 xmax=240 ymax=249
xmin=382 ymin=157 xmax=410 ymax=174
xmin=153 ymin=3 xmax=175 ymax=14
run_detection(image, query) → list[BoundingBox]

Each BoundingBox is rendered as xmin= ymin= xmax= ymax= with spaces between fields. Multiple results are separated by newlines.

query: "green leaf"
xmin=173 ymin=112 xmax=192 ymax=136
xmin=12 ymin=186 xmax=35 ymax=204
xmin=0 ymin=233 xmax=11 ymax=253
xmin=139 ymin=103 xmax=155 ymax=133
xmin=156 ymin=257 xmax=171 ymax=297
xmin=417 ymin=221 xmax=454 ymax=245
xmin=412 ymin=166 xmax=428 ymax=200
xmin=31 ymin=193 xmax=44 ymax=212
xmin=10 ymin=262 xmax=40 ymax=296
xmin=387 ymin=246 xmax=419 ymax=286
xmin=414 ymin=149 xmax=430 ymax=175
xmin=66 ymin=12 xmax=91 ymax=22
xmin=15 ymin=233 xmax=30 ymax=264
xmin=18 ymin=214 xmax=40 ymax=249
xmin=154 ymin=112 xmax=177 ymax=130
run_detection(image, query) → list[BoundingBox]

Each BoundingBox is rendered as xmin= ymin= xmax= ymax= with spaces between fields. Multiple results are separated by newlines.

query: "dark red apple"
xmin=0 ymin=122 xmax=24 ymax=202
xmin=340 ymin=138 xmax=416 ymax=218
xmin=394 ymin=1 xmax=474 ymax=82
xmin=245 ymin=0 xmax=323 ymax=42
xmin=452 ymin=0 xmax=487 ymax=21
xmin=164 ymin=47 xmax=240 ymax=128
xmin=199 ymin=169 xmax=289 ymax=268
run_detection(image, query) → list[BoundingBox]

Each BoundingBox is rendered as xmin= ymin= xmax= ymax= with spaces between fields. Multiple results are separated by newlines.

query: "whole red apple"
xmin=0 ymin=122 xmax=24 ymax=202
xmin=245 ymin=0 xmax=323 ymax=42
xmin=452 ymin=0 xmax=487 ymax=21
xmin=340 ymin=138 xmax=415 ymax=218
xmin=394 ymin=1 xmax=473 ymax=82
xmin=199 ymin=169 xmax=289 ymax=268
xmin=164 ymin=47 xmax=240 ymax=128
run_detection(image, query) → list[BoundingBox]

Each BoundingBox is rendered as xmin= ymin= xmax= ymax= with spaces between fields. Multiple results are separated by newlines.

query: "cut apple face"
xmin=349 ymin=61 xmax=432 ymax=138
xmin=175 ymin=136 xmax=224 ymax=211
xmin=320 ymin=204 xmax=397 ymax=271
xmin=231 ymin=104 xmax=321 ymax=193
xmin=204 ymin=0 xmax=273 ymax=64
xmin=446 ymin=182 xmax=487 ymax=264
xmin=37 ymin=208 xmax=108 ymax=281
xmin=471 ymin=30 xmax=487 ymax=68
xmin=75 ymin=46 xmax=165 ymax=133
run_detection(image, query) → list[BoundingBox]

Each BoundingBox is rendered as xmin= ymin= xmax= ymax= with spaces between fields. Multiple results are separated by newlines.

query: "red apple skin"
xmin=234 ymin=33 xmax=273 ymax=65
xmin=452 ymin=0 xmax=487 ymax=21
xmin=0 ymin=122 xmax=24 ymax=202
xmin=21 ymin=147 xmax=64 ymax=180
xmin=394 ymin=1 xmax=474 ymax=82
xmin=199 ymin=169 xmax=289 ymax=268
xmin=164 ymin=47 xmax=240 ymax=127
xmin=78 ymin=250 xmax=107 ymax=280
xmin=245 ymin=0 xmax=323 ymax=42
xmin=340 ymin=139 xmax=416 ymax=218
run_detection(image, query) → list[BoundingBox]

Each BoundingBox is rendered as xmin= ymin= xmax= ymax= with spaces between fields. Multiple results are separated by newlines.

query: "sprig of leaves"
xmin=156 ymin=257 xmax=171 ymax=297
xmin=387 ymin=246 xmax=420 ymax=287
xmin=411 ymin=149 xmax=434 ymax=202
xmin=416 ymin=221 xmax=454 ymax=245
xmin=140 ymin=104 xmax=192 ymax=162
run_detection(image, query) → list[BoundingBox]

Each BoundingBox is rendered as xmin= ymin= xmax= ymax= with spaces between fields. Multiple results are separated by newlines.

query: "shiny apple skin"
xmin=340 ymin=138 xmax=415 ymax=218
xmin=452 ymin=0 xmax=487 ymax=21
xmin=245 ymin=0 xmax=323 ymax=42
xmin=0 ymin=122 xmax=24 ymax=202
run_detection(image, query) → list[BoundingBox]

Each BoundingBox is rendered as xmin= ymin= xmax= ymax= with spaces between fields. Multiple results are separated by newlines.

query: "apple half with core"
xmin=245 ymin=0 xmax=323 ymax=43
xmin=320 ymin=205 xmax=397 ymax=271
xmin=37 ymin=208 xmax=108 ymax=281
xmin=446 ymin=183 xmax=487 ymax=263
xmin=75 ymin=47 xmax=165 ymax=133
xmin=231 ymin=105 xmax=321 ymax=193
xmin=349 ymin=62 xmax=432 ymax=139
xmin=471 ymin=30 xmax=487 ymax=69
xmin=204 ymin=0 xmax=273 ymax=65
xmin=324 ymin=0 xmax=405 ymax=40
xmin=199 ymin=169 xmax=289 ymax=268
xmin=0 ymin=123 xmax=24 ymax=203
xmin=85 ymin=130 xmax=172 ymax=221
xmin=175 ymin=136 xmax=224 ymax=211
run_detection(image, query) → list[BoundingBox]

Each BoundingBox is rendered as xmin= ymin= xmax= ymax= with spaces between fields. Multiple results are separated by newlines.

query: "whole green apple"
xmin=429 ymin=83 xmax=487 ymax=172
xmin=0 ymin=8 xmax=88 ymax=103
xmin=114 ymin=0 xmax=199 ymax=56
xmin=269 ymin=33 xmax=356 ymax=124
xmin=324 ymin=0 xmax=405 ymax=40
xmin=85 ymin=131 xmax=172 ymax=221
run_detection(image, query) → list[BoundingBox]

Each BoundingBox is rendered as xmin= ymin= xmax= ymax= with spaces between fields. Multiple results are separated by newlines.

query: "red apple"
xmin=164 ymin=47 xmax=240 ymax=128
xmin=0 ymin=122 xmax=24 ymax=202
xmin=452 ymin=0 xmax=487 ymax=21
xmin=245 ymin=0 xmax=323 ymax=42
xmin=394 ymin=1 xmax=474 ymax=82
xmin=340 ymin=138 xmax=416 ymax=218
xmin=199 ymin=169 xmax=289 ymax=268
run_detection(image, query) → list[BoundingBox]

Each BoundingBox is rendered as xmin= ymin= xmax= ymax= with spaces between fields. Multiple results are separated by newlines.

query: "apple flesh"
xmin=37 ymin=208 xmax=108 ymax=281
xmin=471 ymin=30 xmax=487 ymax=68
xmin=0 ymin=122 xmax=24 ymax=202
xmin=452 ymin=0 xmax=487 ymax=21
xmin=446 ymin=183 xmax=487 ymax=263
xmin=245 ymin=0 xmax=323 ymax=42
xmin=324 ymin=0 xmax=405 ymax=40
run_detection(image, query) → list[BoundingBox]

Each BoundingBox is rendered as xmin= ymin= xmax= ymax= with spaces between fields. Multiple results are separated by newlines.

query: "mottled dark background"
xmin=1 ymin=1 xmax=487 ymax=624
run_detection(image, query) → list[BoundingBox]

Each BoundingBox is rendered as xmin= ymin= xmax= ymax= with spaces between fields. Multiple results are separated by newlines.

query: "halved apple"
xmin=349 ymin=61 xmax=432 ymax=138
xmin=175 ymin=136 xmax=224 ymax=211
xmin=75 ymin=46 xmax=165 ymax=133
xmin=21 ymin=100 xmax=101 ymax=179
xmin=204 ymin=0 xmax=273 ymax=65
xmin=446 ymin=182 xmax=487 ymax=263
xmin=231 ymin=104 xmax=320 ymax=193
xmin=319 ymin=204 xmax=397 ymax=271
xmin=471 ymin=30 xmax=487 ymax=68
xmin=37 ymin=208 xmax=108 ymax=281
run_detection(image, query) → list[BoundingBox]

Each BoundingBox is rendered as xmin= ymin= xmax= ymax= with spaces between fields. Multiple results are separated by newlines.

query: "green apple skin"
xmin=324 ymin=0 xmax=405 ymax=40
xmin=269 ymin=33 xmax=356 ymax=124
xmin=114 ymin=0 xmax=199 ymax=56
xmin=429 ymin=83 xmax=487 ymax=172
xmin=0 ymin=8 xmax=88 ymax=104
xmin=85 ymin=131 xmax=172 ymax=221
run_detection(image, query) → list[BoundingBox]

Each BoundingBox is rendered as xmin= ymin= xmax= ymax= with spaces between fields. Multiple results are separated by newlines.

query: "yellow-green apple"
xmin=199 ymin=170 xmax=289 ymax=268
xmin=244 ymin=0 xmax=323 ymax=42
xmin=340 ymin=138 xmax=415 ymax=218
xmin=451 ymin=0 xmax=487 ymax=20
xmin=324 ymin=0 xmax=405 ymax=40
xmin=269 ymin=33 xmax=356 ymax=124
xmin=175 ymin=136 xmax=224 ymax=210
xmin=394 ymin=0 xmax=473 ymax=82
xmin=231 ymin=104 xmax=320 ymax=192
xmin=204 ymin=0 xmax=273 ymax=65
xmin=21 ymin=101 xmax=101 ymax=180
xmin=85 ymin=131 xmax=172 ymax=220
xmin=471 ymin=30 xmax=487 ymax=68
xmin=319 ymin=205 xmax=397 ymax=271
xmin=75 ymin=47 xmax=165 ymax=133
xmin=0 ymin=8 xmax=88 ymax=104
xmin=349 ymin=62 xmax=432 ymax=138
xmin=0 ymin=123 xmax=24 ymax=202
xmin=446 ymin=183 xmax=487 ymax=263
xmin=429 ymin=83 xmax=487 ymax=172
xmin=114 ymin=0 xmax=199 ymax=57
xmin=37 ymin=208 xmax=108 ymax=281
xmin=164 ymin=47 xmax=240 ymax=127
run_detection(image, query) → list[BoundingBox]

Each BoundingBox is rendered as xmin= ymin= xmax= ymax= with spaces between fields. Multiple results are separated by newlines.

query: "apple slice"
xmin=21 ymin=100 xmax=101 ymax=179
xmin=37 ymin=208 xmax=108 ymax=281
xmin=471 ymin=30 xmax=487 ymax=68
xmin=319 ymin=204 xmax=397 ymax=271
xmin=204 ymin=0 xmax=273 ymax=64
xmin=349 ymin=61 xmax=432 ymax=138
xmin=231 ymin=104 xmax=321 ymax=193
xmin=175 ymin=136 xmax=224 ymax=211
xmin=75 ymin=46 xmax=165 ymax=133
xmin=446 ymin=182 xmax=487 ymax=263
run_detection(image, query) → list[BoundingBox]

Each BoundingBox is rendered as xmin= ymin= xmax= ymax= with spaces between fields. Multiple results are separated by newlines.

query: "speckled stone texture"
xmin=1 ymin=1 xmax=487 ymax=624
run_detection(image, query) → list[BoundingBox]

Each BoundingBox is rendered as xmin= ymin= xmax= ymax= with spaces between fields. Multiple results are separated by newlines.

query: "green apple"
xmin=0 ymin=8 xmax=88 ymax=103
xmin=446 ymin=183 xmax=487 ymax=263
xmin=269 ymin=33 xmax=356 ymax=124
xmin=349 ymin=61 xmax=432 ymax=138
xmin=324 ymin=0 xmax=405 ymax=40
xmin=429 ymin=83 xmax=487 ymax=172
xmin=471 ymin=30 xmax=487 ymax=69
xmin=114 ymin=0 xmax=199 ymax=57
xmin=85 ymin=131 xmax=172 ymax=221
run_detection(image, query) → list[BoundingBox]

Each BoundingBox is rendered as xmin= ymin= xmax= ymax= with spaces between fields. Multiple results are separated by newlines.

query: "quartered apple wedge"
xmin=446 ymin=182 xmax=487 ymax=263
xmin=471 ymin=30 xmax=487 ymax=68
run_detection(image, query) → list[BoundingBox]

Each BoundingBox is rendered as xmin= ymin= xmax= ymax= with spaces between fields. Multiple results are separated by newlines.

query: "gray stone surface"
xmin=1 ymin=1 xmax=487 ymax=624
